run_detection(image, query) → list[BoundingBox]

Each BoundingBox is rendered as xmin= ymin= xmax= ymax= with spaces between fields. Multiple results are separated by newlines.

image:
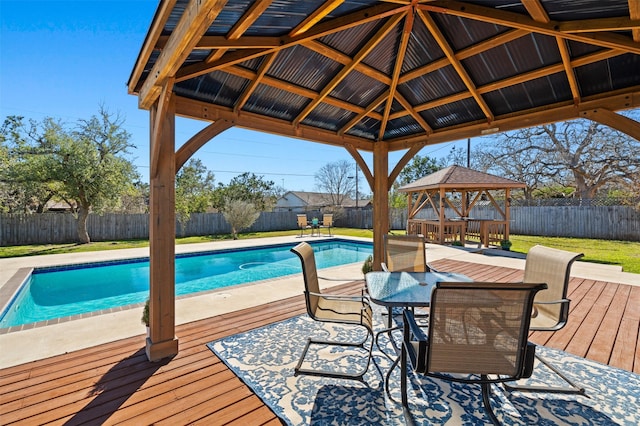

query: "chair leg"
xmin=480 ymin=379 xmax=500 ymax=426
xmin=503 ymin=354 xmax=585 ymax=395
xmin=400 ymin=344 xmax=417 ymax=426
xmin=294 ymin=329 xmax=374 ymax=381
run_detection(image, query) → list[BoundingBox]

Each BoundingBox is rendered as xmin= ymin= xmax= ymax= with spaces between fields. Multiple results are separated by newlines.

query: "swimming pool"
xmin=0 ymin=239 xmax=372 ymax=328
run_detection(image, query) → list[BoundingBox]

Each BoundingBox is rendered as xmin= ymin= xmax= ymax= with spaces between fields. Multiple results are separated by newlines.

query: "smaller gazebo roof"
xmin=398 ymin=165 xmax=525 ymax=192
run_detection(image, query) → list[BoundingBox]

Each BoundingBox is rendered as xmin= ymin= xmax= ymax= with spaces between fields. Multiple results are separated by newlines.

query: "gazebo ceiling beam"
xmin=379 ymin=8 xmax=414 ymax=140
xmin=420 ymin=1 xmax=640 ymax=54
xmin=339 ymin=89 xmax=389 ymax=136
xmin=631 ymin=0 xmax=640 ymax=41
xmin=390 ymin=48 xmax=625 ymax=122
xmin=233 ymin=52 xmax=278 ymax=113
xmin=294 ymin=11 xmax=406 ymax=126
xmin=522 ymin=0 xmax=581 ymax=105
xmin=398 ymin=28 xmax=529 ymax=84
xmin=139 ymin=0 xmax=228 ymax=109
xmin=418 ymin=9 xmax=494 ymax=122
xmin=303 ymin=40 xmax=391 ymax=86
xmin=204 ymin=0 xmax=273 ymax=63
xmin=289 ymin=0 xmax=345 ymax=37
xmin=128 ymin=0 xmax=176 ymax=96
xmin=223 ymin=65 xmax=383 ymax=120
xmin=174 ymin=96 xmax=374 ymax=151
xmin=227 ymin=0 xmax=273 ymax=40
xmin=175 ymin=3 xmax=407 ymax=82
xmin=386 ymin=88 xmax=640 ymax=151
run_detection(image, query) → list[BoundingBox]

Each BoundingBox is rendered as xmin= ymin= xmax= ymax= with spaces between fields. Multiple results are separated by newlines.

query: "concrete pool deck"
xmin=1 ymin=235 xmax=637 ymax=369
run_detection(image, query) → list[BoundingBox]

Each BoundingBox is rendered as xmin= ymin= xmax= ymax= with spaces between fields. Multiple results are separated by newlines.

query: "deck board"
xmin=587 ymin=284 xmax=630 ymax=365
xmin=1 ymin=260 xmax=638 ymax=425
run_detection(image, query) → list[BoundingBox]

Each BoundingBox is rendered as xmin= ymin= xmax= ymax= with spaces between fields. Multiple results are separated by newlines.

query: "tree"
xmin=113 ymin=180 xmax=149 ymax=214
xmin=390 ymin=154 xmax=441 ymax=208
xmin=175 ymin=158 xmax=216 ymax=225
xmin=222 ymin=199 xmax=260 ymax=239
xmin=1 ymin=108 xmax=138 ymax=243
xmin=476 ymin=119 xmax=640 ymax=199
xmin=475 ymin=135 xmax=552 ymax=200
xmin=314 ymin=160 xmax=355 ymax=205
xmin=213 ymin=172 xmax=275 ymax=211
xmin=0 ymin=116 xmax=60 ymax=213
xmin=397 ymin=154 xmax=440 ymax=186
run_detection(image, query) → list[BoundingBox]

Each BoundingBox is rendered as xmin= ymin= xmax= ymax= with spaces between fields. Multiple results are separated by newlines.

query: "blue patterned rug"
xmin=208 ymin=314 xmax=639 ymax=425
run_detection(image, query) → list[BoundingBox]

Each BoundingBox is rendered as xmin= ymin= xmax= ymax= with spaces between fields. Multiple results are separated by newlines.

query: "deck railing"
xmin=407 ymin=219 xmax=466 ymax=244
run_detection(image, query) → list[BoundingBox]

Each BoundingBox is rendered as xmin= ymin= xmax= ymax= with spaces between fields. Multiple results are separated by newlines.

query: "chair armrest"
xmin=308 ymin=291 xmax=370 ymax=305
xmin=534 ymin=298 xmax=570 ymax=305
xmin=381 ymin=262 xmax=389 ymax=272
xmin=403 ymin=310 xmax=428 ymax=372
xmin=426 ymin=263 xmax=439 ymax=273
xmin=531 ymin=298 xmax=570 ymax=318
xmin=403 ymin=310 xmax=428 ymax=341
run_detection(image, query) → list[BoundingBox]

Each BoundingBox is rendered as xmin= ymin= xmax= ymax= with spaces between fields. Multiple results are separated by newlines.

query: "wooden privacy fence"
xmin=0 ymin=205 xmax=638 ymax=246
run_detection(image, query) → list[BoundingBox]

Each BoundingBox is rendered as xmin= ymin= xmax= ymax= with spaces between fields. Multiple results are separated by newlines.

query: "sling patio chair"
xmin=297 ymin=214 xmax=311 ymax=237
xmin=504 ymin=244 xmax=585 ymax=394
xmin=320 ymin=213 xmax=333 ymax=236
xmin=290 ymin=242 xmax=374 ymax=381
xmin=378 ymin=234 xmax=438 ymax=328
xmin=401 ymin=281 xmax=547 ymax=426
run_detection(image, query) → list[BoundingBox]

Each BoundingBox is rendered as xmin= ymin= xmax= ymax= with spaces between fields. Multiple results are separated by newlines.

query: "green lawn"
xmin=0 ymin=229 xmax=638 ymax=274
xmin=507 ymin=235 xmax=640 ymax=274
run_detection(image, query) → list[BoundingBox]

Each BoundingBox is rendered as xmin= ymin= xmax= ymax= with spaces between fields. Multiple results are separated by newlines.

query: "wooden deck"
xmin=1 ymin=260 xmax=639 ymax=425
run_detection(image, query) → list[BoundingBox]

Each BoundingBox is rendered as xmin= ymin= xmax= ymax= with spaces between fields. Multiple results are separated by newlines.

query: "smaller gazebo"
xmin=398 ymin=166 xmax=525 ymax=246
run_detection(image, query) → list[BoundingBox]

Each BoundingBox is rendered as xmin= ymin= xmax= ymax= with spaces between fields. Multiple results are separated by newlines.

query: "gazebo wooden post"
xmin=146 ymin=94 xmax=179 ymax=362
xmin=372 ymin=142 xmax=389 ymax=270
xmin=438 ymin=187 xmax=445 ymax=244
xmin=505 ymin=188 xmax=511 ymax=241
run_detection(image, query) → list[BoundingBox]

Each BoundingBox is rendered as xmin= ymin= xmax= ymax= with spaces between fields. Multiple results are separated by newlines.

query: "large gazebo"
xmin=128 ymin=0 xmax=640 ymax=360
xmin=398 ymin=165 xmax=525 ymax=246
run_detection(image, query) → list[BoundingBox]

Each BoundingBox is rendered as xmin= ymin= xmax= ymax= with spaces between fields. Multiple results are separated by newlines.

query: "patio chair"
xmin=379 ymin=234 xmax=438 ymax=327
xmin=297 ymin=214 xmax=311 ymax=237
xmin=505 ymin=244 xmax=585 ymax=394
xmin=381 ymin=234 xmax=437 ymax=273
xmin=401 ymin=281 xmax=546 ymax=426
xmin=290 ymin=242 xmax=374 ymax=381
xmin=320 ymin=213 xmax=333 ymax=236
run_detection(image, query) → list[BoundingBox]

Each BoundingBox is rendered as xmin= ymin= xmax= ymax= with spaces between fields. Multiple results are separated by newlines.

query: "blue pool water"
xmin=0 ymin=240 xmax=372 ymax=328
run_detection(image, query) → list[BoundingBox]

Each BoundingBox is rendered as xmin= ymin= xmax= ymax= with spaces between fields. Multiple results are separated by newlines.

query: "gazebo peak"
xmin=397 ymin=165 xmax=525 ymax=192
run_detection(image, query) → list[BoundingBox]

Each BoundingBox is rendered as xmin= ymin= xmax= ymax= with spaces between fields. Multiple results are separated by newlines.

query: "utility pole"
xmin=349 ymin=163 xmax=359 ymax=208
xmin=355 ymin=163 xmax=359 ymax=208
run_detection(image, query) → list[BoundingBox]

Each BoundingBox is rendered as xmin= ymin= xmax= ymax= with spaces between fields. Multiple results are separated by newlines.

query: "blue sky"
xmin=1 ymin=0 xmax=469 ymax=193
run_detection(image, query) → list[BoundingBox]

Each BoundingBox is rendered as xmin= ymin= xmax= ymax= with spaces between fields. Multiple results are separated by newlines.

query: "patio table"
xmin=365 ymin=271 xmax=472 ymax=304
xmin=365 ymin=271 xmax=472 ymax=396
xmin=365 ymin=271 xmax=472 ymax=327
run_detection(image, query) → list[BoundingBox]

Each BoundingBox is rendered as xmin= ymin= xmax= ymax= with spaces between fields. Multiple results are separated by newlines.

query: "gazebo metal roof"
xmin=129 ymin=0 xmax=640 ymax=152
xmin=398 ymin=165 xmax=526 ymax=191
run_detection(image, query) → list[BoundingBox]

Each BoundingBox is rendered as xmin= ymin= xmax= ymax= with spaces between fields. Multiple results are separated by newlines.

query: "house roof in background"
xmin=279 ymin=191 xmax=368 ymax=207
xmin=129 ymin=0 xmax=640 ymax=153
xmin=284 ymin=191 xmax=334 ymax=206
xmin=398 ymin=165 xmax=526 ymax=191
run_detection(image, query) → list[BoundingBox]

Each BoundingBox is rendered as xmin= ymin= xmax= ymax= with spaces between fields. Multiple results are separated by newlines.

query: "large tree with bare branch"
xmin=476 ymin=119 xmax=640 ymax=199
xmin=314 ymin=160 xmax=356 ymax=206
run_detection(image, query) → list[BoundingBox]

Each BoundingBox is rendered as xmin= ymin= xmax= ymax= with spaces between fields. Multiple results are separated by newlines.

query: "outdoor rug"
xmin=208 ymin=314 xmax=640 ymax=425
